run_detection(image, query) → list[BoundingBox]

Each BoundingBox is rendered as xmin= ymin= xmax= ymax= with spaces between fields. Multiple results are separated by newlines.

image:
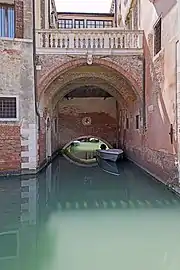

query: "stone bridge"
xmin=35 ymin=28 xmax=177 ymax=184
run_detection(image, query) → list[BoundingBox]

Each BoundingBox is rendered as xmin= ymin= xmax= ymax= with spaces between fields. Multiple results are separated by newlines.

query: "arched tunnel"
xmin=38 ymin=60 xmax=143 ymax=167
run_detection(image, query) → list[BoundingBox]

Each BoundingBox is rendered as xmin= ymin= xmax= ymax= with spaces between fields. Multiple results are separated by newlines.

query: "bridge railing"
xmin=36 ymin=28 xmax=144 ymax=50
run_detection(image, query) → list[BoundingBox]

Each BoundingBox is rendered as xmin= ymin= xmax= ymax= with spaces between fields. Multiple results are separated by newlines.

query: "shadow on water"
xmin=0 ymin=156 xmax=180 ymax=269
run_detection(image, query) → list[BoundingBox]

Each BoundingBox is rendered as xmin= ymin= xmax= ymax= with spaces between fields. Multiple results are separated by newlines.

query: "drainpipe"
xmin=142 ymin=55 xmax=146 ymax=129
xmin=32 ymin=0 xmax=41 ymax=131
xmin=114 ymin=0 xmax=118 ymax=27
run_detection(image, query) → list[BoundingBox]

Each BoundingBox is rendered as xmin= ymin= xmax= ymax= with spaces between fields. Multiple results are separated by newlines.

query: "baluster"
xmin=90 ymin=37 xmax=93 ymax=48
xmin=122 ymin=35 xmax=125 ymax=48
xmin=115 ymin=36 xmax=118 ymax=48
xmin=113 ymin=36 xmax=116 ymax=48
xmin=59 ymin=36 xmax=63 ymax=48
xmin=88 ymin=37 xmax=91 ymax=48
xmin=130 ymin=33 xmax=133 ymax=48
xmin=55 ymin=33 xmax=58 ymax=48
xmin=97 ymin=37 xmax=100 ymax=48
xmin=80 ymin=37 xmax=84 ymax=48
xmin=102 ymin=37 xmax=104 ymax=48
xmin=133 ymin=33 xmax=138 ymax=48
xmin=39 ymin=32 xmax=43 ymax=48
xmin=93 ymin=37 xmax=96 ymax=48
xmin=109 ymin=37 xmax=111 ymax=48
xmin=83 ymin=38 xmax=86 ymax=48
xmin=85 ymin=36 xmax=88 ymax=48
xmin=50 ymin=34 xmax=54 ymax=48
xmin=64 ymin=36 xmax=68 ymax=48
xmin=68 ymin=33 xmax=74 ymax=48
xmin=77 ymin=37 xmax=80 ymax=48
xmin=117 ymin=37 xmax=121 ymax=48
xmin=104 ymin=34 xmax=109 ymax=48
xmin=74 ymin=37 xmax=76 ymax=48
xmin=124 ymin=33 xmax=128 ymax=48
xmin=45 ymin=33 xmax=49 ymax=48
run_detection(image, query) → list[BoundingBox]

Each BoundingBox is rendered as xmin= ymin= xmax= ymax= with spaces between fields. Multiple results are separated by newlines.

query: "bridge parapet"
xmin=36 ymin=28 xmax=144 ymax=55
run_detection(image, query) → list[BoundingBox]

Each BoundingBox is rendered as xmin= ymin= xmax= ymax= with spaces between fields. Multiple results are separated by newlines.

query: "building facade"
xmin=0 ymin=0 xmax=180 ymax=187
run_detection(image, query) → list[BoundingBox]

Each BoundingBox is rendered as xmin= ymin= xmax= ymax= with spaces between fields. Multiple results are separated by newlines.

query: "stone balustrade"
xmin=36 ymin=28 xmax=143 ymax=53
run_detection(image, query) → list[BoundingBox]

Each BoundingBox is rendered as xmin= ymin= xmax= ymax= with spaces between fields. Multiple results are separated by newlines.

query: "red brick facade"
xmin=0 ymin=126 xmax=21 ymax=173
xmin=57 ymin=112 xmax=117 ymax=148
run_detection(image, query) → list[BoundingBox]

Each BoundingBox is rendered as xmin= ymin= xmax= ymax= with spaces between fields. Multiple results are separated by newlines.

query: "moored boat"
xmin=96 ymin=148 xmax=123 ymax=162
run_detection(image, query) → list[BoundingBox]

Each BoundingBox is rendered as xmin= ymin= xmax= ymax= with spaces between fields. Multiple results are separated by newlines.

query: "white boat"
xmin=96 ymin=148 xmax=124 ymax=162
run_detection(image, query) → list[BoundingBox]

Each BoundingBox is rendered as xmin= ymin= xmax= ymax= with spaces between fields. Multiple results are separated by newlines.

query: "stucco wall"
xmin=125 ymin=0 xmax=178 ymax=184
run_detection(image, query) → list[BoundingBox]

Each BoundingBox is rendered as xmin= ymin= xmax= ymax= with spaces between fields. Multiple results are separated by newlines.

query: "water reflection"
xmin=0 ymin=157 xmax=180 ymax=269
xmin=62 ymin=136 xmax=109 ymax=165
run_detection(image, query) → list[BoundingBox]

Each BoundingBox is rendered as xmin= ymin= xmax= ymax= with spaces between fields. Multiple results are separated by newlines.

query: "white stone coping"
xmin=0 ymin=37 xmax=33 ymax=43
xmin=36 ymin=48 xmax=143 ymax=55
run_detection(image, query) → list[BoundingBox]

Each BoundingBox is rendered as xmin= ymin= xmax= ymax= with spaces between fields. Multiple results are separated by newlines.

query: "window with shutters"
xmin=154 ymin=18 xmax=161 ymax=56
xmin=0 ymin=4 xmax=15 ymax=38
xmin=0 ymin=97 xmax=18 ymax=120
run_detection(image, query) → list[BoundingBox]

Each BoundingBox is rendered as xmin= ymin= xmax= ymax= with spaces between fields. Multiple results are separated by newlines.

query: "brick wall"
xmin=51 ymin=98 xmax=117 ymax=152
xmin=15 ymin=0 xmax=24 ymax=38
xmin=0 ymin=126 xmax=21 ymax=173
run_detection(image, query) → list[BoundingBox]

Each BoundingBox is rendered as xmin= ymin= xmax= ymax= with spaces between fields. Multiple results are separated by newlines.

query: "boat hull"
xmin=96 ymin=149 xmax=123 ymax=162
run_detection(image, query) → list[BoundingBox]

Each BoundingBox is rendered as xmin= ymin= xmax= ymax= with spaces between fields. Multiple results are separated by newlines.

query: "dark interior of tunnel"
xmin=64 ymin=85 xmax=113 ymax=99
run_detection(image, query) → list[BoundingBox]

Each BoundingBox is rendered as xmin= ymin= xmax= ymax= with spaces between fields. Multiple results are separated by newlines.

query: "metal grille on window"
xmin=154 ymin=18 xmax=161 ymax=56
xmin=0 ymin=97 xmax=16 ymax=119
xmin=0 ymin=4 xmax=15 ymax=38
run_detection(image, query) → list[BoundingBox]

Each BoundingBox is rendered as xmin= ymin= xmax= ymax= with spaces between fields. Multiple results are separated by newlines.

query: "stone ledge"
xmin=0 ymin=37 xmax=33 ymax=43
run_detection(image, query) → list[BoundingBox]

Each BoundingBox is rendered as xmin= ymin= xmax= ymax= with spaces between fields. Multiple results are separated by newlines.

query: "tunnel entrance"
xmin=62 ymin=136 xmax=111 ymax=166
xmin=39 ymin=63 xmax=141 ymax=170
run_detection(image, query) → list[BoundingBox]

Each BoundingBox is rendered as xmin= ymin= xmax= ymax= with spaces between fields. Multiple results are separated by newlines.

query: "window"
xmin=0 ymin=97 xmax=17 ymax=120
xmin=75 ymin=19 xmax=84 ymax=28
xmin=104 ymin=20 xmax=113 ymax=28
xmin=154 ymin=18 xmax=161 ymax=56
xmin=86 ymin=20 xmax=96 ymax=28
xmin=126 ymin=117 xmax=129 ymax=129
xmin=95 ymin=20 xmax=104 ymax=28
xmin=0 ymin=4 xmax=15 ymax=38
xmin=136 ymin=115 xmax=140 ymax=129
xmin=58 ymin=19 xmax=73 ymax=29
xmin=86 ymin=20 xmax=113 ymax=28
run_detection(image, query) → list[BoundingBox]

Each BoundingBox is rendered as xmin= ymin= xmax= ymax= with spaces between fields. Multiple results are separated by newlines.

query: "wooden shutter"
xmin=15 ymin=0 xmax=24 ymax=38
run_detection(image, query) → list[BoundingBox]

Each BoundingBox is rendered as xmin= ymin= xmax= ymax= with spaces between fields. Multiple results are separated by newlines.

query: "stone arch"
xmin=50 ymin=76 xmax=129 ymax=111
xmin=38 ymin=57 xmax=142 ymax=103
xmin=62 ymin=135 xmax=112 ymax=150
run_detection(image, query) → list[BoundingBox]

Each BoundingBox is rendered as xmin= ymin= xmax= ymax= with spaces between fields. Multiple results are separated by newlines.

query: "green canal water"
xmin=0 ymin=157 xmax=180 ymax=270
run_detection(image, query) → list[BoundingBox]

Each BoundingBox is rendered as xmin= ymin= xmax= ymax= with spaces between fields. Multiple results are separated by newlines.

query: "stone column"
xmin=35 ymin=0 xmax=41 ymax=29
